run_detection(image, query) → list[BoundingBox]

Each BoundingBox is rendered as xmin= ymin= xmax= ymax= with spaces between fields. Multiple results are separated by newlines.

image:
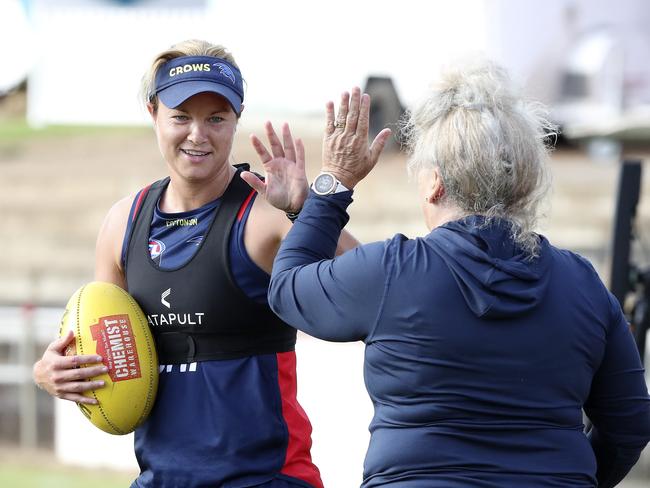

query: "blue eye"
xmin=172 ymin=115 xmax=189 ymax=122
xmin=209 ymin=116 xmax=224 ymax=123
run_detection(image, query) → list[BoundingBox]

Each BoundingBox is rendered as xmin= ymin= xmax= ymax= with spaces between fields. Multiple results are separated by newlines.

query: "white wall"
xmin=26 ymin=2 xmax=215 ymax=126
xmin=25 ymin=0 xmax=487 ymax=126
xmin=0 ymin=0 xmax=34 ymax=93
xmin=20 ymin=0 xmax=650 ymax=126
xmin=210 ymin=0 xmax=487 ymax=114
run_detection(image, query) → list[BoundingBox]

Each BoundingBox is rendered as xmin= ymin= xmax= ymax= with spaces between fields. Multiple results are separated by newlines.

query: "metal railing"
xmin=0 ymin=305 xmax=62 ymax=448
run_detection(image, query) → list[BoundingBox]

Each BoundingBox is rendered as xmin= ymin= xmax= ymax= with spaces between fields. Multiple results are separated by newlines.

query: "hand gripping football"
xmin=59 ymin=281 xmax=158 ymax=434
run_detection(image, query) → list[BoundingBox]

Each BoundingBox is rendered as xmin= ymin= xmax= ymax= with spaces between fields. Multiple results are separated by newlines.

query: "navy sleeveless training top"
xmin=121 ymin=167 xmax=322 ymax=488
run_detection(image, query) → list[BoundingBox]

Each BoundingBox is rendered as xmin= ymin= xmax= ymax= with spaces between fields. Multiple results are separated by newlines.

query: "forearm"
xmin=269 ymin=191 xmax=376 ymax=341
xmin=274 ymin=191 xmax=352 ymax=272
xmin=585 ymin=297 xmax=650 ymax=487
xmin=589 ymin=426 xmax=647 ymax=488
xmin=269 ymin=86 xmax=391 ymax=341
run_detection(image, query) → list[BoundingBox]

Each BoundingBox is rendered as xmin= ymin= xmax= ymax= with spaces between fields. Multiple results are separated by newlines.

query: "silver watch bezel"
xmin=312 ymin=172 xmax=348 ymax=195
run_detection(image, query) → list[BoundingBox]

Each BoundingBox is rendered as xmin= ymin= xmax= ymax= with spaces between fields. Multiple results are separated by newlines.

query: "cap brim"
xmin=157 ymin=80 xmax=242 ymax=114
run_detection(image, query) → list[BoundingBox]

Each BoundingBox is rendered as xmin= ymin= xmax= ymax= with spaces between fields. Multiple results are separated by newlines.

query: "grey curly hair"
xmin=402 ymin=58 xmax=556 ymax=257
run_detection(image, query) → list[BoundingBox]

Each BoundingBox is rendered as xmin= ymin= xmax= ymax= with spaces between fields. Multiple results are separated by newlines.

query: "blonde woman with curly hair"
xmin=267 ymin=60 xmax=650 ymax=487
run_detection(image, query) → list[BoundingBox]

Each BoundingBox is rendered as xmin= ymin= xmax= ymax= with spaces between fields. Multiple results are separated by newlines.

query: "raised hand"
xmin=322 ymin=87 xmax=392 ymax=189
xmin=242 ymin=121 xmax=309 ymax=213
xmin=32 ymin=329 xmax=107 ymax=404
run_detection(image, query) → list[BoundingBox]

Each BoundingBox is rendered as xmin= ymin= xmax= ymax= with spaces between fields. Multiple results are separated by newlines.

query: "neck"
xmin=162 ymin=165 xmax=236 ymax=212
xmin=427 ymin=203 xmax=463 ymax=230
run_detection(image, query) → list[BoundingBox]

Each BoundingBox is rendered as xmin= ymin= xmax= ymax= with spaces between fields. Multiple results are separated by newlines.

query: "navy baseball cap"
xmin=154 ymin=55 xmax=244 ymax=115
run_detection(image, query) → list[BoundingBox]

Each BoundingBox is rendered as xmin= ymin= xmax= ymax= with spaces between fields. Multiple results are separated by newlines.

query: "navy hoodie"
xmin=269 ymin=191 xmax=650 ymax=488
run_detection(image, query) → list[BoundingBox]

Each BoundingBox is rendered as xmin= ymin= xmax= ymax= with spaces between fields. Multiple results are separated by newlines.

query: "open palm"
xmin=241 ymin=121 xmax=308 ymax=213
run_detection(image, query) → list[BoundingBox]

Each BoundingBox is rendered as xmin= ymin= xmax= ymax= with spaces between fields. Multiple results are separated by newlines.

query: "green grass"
xmin=0 ymin=119 xmax=149 ymax=144
xmin=0 ymin=462 xmax=136 ymax=488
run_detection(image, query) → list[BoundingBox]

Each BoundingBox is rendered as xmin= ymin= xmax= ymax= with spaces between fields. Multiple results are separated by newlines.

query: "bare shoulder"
xmin=95 ymin=193 xmax=138 ymax=287
xmin=101 ymin=194 xmax=135 ymax=240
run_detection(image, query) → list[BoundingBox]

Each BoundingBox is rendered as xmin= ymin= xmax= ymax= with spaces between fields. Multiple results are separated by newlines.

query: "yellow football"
xmin=59 ymin=281 xmax=158 ymax=435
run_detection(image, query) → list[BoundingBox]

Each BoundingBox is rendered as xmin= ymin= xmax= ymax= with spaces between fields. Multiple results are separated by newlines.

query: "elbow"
xmin=634 ymin=400 xmax=650 ymax=445
xmin=267 ymin=270 xmax=288 ymax=318
xmin=621 ymin=404 xmax=650 ymax=449
xmin=641 ymin=410 xmax=650 ymax=446
xmin=591 ymin=400 xmax=650 ymax=451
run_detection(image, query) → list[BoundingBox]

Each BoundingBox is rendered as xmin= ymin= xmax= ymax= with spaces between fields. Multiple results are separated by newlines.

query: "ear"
xmin=428 ymin=167 xmax=445 ymax=203
xmin=146 ymin=102 xmax=157 ymax=123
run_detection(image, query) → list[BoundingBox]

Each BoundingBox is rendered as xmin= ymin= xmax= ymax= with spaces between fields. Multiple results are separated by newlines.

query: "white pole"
xmin=18 ymin=271 xmax=38 ymax=448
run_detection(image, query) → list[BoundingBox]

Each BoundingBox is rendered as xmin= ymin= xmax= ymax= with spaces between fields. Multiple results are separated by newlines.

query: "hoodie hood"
xmin=427 ymin=216 xmax=551 ymax=319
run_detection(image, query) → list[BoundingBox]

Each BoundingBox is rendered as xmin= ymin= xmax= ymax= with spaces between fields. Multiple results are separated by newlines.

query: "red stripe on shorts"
xmin=276 ymin=351 xmax=323 ymax=488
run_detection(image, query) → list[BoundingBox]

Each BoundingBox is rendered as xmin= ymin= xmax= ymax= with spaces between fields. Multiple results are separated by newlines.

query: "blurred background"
xmin=1 ymin=0 xmax=649 ymax=486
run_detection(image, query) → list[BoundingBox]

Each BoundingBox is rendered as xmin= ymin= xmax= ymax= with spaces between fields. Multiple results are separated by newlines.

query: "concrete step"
xmin=1 ymin=127 xmax=649 ymax=306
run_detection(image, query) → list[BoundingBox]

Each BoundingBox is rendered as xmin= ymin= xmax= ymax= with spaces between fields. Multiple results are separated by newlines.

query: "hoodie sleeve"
xmin=584 ymin=291 xmax=650 ymax=488
xmin=268 ymin=191 xmax=390 ymax=342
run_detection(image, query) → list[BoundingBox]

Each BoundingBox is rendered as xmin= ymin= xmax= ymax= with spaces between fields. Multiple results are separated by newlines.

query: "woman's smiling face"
xmin=150 ymin=92 xmax=239 ymax=183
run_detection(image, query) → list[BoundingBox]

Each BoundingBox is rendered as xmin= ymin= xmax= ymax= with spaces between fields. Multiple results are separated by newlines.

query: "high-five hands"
xmin=241 ymin=122 xmax=308 ymax=214
xmin=322 ymin=87 xmax=392 ymax=189
xmin=243 ymin=87 xmax=391 ymax=208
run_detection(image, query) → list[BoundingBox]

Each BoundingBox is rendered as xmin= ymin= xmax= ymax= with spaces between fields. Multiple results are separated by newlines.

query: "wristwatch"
xmin=312 ymin=172 xmax=350 ymax=195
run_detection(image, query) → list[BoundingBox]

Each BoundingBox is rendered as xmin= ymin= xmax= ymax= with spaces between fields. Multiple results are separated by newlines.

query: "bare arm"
xmin=335 ymin=227 xmax=360 ymax=253
xmin=241 ymin=121 xmax=360 ymax=273
xmin=32 ymin=196 xmax=133 ymax=404
xmin=94 ymin=196 xmax=132 ymax=288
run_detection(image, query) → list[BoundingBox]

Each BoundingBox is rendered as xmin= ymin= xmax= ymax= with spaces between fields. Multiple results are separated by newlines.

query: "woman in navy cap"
xmin=33 ymin=38 xmax=362 ymax=488
xmin=266 ymin=60 xmax=650 ymax=487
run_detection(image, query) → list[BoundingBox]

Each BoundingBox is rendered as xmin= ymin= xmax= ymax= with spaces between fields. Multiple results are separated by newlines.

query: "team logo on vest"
xmin=212 ymin=62 xmax=236 ymax=84
xmin=149 ymin=239 xmax=165 ymax=259
xmin=187 ymin=236 xmax=203 ymax=246
xmin=161 ymin=288 xmax=171 ymax=308
xmin=147 ymin=287 xmax=206 ymax=327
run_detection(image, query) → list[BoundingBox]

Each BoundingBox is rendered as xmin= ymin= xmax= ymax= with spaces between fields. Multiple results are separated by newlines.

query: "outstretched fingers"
xmin=369 ymin=128 xmax=393 ymax=164
xmin=336 ymin=91 xmax=350 ymax=130
xmin=250 ymin=133 xmax=273 ymax=164
xmin=345 ymin=87 xmax=361 ymax=133
xmin=282 ymin=123 xmax=296 ymax=163
xmin=265 ymin=121 xmax=285 ymax=159
xmin=325 ymin=100 xmax=336 ymax=135
xmin=356 ymin=93 xmax=371 ymax=137
xmin=295 ymin=138 xmax=306 ymax=172
xmin=240 ymin=170 xmax=267 ymax=195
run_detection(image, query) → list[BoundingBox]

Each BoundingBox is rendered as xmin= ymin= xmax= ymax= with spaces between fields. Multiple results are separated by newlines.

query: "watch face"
xmin=314 ymin=173 xmax=335 ymax=194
